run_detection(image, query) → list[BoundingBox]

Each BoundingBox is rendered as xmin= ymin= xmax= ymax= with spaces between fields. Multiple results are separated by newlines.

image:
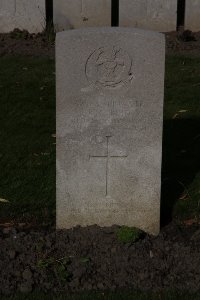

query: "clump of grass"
xmin=10 ymin=28 xmax=29 ymax=40
xmin=116 ymin=226 xmax=142 ymax=243
xmin=43 ymin=21 xmax=55 ymax=45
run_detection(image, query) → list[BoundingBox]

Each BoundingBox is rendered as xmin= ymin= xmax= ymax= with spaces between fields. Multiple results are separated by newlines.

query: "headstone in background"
xmin=53 ymin=0 xmax=111 ymax=32
xmin=56 ymin=28 xmax=165 ymax=235
xmin=185 ymin=0 xmax=200 ymax=31
xmin=0 ymin=0 xmax=45 ymax=33
xmin=119 ymin=0 xmax=177 ymax=32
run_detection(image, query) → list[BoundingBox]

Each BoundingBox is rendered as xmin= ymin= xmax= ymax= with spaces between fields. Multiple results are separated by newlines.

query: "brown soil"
xmin=166 ymin=30 xmax=200 ymax=56
xmin=0 ymin=29 xmax=55 ymax=58
xmin=0 ymin=222 xmax=200 ymax=295
xmin=0 ymin=29 xmax=200 ymax=58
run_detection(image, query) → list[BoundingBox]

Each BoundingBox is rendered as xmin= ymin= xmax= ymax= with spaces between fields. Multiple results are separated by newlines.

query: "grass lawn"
xmin=0 ymin=56 xmax=55 ymax=223
xmin=162 ymin=55 xmax=200 ymax=224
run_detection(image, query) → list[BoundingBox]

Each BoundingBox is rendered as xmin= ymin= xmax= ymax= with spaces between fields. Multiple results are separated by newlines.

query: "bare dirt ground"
xmin=166 ymin=30 xmax=200 ymax=56
xmin=0 ymin=29 xmax=200 ymax=58
xmin=0 ymin=29 xmax=55 ymax=58
xmin=0 ymin=222 xmax=200 ymax=295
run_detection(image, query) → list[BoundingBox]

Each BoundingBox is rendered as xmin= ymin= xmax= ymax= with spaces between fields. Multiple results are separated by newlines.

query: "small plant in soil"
xmin=116 ymin=226 xmax=142 ymax=243
xmin=56 ymin=263 xmax=73 ymax=283
xmin=37 ymin=256 xmax=73 ymax=284
xmin=37 ymin=257 xmax=55 ymax=269
xmin=10 ymin=28 xmax=29 ymax=40
xmin=79 ymin=257 xmax=91 ymax=264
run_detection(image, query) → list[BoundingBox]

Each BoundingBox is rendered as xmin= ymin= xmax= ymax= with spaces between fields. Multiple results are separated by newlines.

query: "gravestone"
xmin=53 ymin=0 xmax=111 ymax=32
xmin=185 ymin=0 xmax=200 ymax=31
xmin=0 ymin=0 xmax=45 ymax=33
xmin=119 ymin=0 xmax=177 ymax=32
xmin=56 ymin=28 xmax=165 ymax=235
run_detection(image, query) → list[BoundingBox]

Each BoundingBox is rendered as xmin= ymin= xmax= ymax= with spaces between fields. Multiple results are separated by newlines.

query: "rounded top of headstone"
xmin=56 ymin=27 xmax=165 ymax=41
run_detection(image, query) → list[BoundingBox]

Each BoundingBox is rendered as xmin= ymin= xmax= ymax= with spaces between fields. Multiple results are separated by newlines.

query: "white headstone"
xmin=53 ymin=0 xmax=111 ymax=32
xmin=56 ymin=28 xmax=165 ymax=235
xmin=119 ymin=0 xmax=177 ymax=32
xmin=0 ymin=0 xmax=45 ymax=33
xmin=185 ymin=0 xmax=200 ymax=31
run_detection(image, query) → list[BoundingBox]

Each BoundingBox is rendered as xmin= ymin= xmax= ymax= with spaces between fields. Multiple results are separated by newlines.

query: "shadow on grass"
xmin=0 ymin=56 xmax=55 ymax=224
xmin=161 ymin=118 xmax=200 ymax=226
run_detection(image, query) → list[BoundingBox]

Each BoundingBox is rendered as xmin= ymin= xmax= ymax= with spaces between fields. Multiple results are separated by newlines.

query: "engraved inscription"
xmin=85 ymin=46 xmax=133 ymax=89
xmin=90 ymin=136 xmax=127 ymax=196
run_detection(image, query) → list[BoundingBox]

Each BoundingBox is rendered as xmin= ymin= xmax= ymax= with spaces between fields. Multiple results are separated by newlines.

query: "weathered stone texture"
xmin=119 ymin=0 xmax=177 ymax=32
xmin=185 ymin=0 xmax=200 ymax=31
xmin=56 ymin=28 xmax=165 ymax=235
xmin=53 ymin=0 xmax=111 ymax=32
xmin=0 ymin=0 xmax=45 ymax=33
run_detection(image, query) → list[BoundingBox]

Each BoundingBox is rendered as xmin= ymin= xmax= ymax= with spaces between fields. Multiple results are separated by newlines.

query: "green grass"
xmin=0 ymin=54 xmax=200 ymax=225
xmin=0 ymin=56 xmax=55 ymax=223
xmin=116 ymin=226 xmax=142 ymax=243
xmin=1 ymin=290 xmax=200 ymax=300
xmin=162 ymin=55 xmax=200 ymax=223
xmin=164 ymin=55 xmax=200 ymax=119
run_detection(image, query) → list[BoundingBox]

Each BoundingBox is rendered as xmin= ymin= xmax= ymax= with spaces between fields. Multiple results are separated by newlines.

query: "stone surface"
xmin=185 ymin=0 xmax=200 ymax=31
xmin=119 ymin=0 xmax=177 ymax=32
xmin=56 ymin=28 xmax=165 ymax=235
xmin=0 ymin=0 xmax=45 ymax=33
xmin=53 ymin=0 xmax=111 ymax=32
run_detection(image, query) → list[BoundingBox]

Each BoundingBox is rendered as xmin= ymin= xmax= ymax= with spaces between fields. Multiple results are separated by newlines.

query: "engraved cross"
xmin=89 ymin=136 xmax=127 ymax=197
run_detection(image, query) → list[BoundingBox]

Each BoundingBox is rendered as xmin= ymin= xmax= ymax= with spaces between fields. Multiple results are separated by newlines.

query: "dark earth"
xmin=1 ymin=28 xmax=200 ymax=58
xmin=0 ymin=28 xmax=200 ymax=296
xmin=0 ymin=222 xmax=200 ymax=295
xmin=166 ymin=30 xmax=200 ymax=56
xmin=0 ymin=29 xmax=55 ymax=58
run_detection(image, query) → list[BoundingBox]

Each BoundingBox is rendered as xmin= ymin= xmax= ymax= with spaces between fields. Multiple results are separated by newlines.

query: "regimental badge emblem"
xmin=85 ymin=46 xmax=133 ymax=89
